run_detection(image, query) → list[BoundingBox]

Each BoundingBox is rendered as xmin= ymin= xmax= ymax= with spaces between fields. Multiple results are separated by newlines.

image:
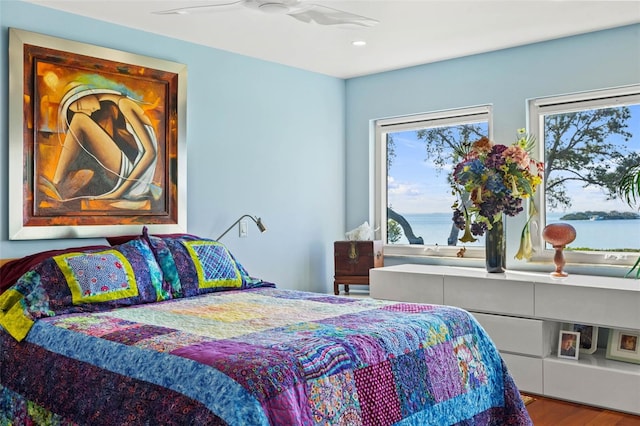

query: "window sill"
xmin=383 ymin=252 xmax=637 ymax=280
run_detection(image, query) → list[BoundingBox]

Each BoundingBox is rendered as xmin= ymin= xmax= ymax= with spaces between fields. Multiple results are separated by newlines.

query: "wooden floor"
xmin=525 ymin=395 xmax=640 ymax=425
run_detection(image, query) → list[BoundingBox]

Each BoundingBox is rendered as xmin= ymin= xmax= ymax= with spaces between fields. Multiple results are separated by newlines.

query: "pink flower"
xmin=503 ymin=145 xmax=529 ymax=168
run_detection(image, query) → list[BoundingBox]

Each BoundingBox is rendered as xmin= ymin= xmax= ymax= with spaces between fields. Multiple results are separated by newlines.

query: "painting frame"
xmin=9 ymin=28 xmax=187 ymax=240
xmin=563 ymin=323 xmax=598 ymax=355
xmin=557 ymin=330 xmax=580 ymax=360
xmin=606 ymin=329 xmax=640 ymax=364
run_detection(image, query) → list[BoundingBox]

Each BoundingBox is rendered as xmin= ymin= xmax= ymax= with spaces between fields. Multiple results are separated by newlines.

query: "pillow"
xmin=145 ymin=234 xmax=273 ymax=298
xmin=106 ymin=226 xmax=198 ymax=246
xmin=183 ymin=240 xmax=243 ymax=289
xmin=54 ymin=250 xmax=141 ymax=305
xmin=0 ymin=245 xmax=109 ymax=295
xmin=0 ymin=238 xmax=168 ymax=341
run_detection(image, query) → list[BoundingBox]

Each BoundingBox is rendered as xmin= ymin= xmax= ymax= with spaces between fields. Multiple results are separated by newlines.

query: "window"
xmin=374 ymin=106 xmax=491 ymax=258
xmin=529 ymin=85 xmax=640 ymax=267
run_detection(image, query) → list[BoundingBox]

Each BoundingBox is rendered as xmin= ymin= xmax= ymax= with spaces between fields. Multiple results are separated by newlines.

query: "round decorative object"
xmin=485 ymin=217 xmax=506 ymax=273
xmin=542 ymin=223 xmax=576 ymax=278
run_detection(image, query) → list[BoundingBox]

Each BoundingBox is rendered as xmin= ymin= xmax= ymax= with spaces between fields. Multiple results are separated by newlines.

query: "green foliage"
xmin=416 ymin=124 xmax=486 ymax=171
xmin=387 ymin=134 xmax=396 ymax=170
xmin=618 ymin=163 xmax=640 ymax=208
xmin=387 ymin=219 xmax=402 ymax=243
xmin=559 ymin=211 xmax=640 ymax=220
xmin=544 ymin=107 xmax=633 ymax=209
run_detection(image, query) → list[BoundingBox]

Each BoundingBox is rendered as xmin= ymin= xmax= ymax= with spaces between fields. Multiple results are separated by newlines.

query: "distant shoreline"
xmin=559 ymin=211 xmax=639 ymax=221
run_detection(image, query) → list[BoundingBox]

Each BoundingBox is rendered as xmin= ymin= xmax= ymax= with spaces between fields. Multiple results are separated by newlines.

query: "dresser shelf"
xmin=369 ymin=264 xmax=640 ymax=415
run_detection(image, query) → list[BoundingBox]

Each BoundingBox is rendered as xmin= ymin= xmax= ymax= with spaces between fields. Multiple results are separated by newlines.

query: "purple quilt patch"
xmin=262 ymin=382 xmax=313 ymax=425
xmin=101 ymin=324 xmax=177 ymax=345
xmin=390 ymin=349 xmax=434 ymax=417
xmin=308 ymin=371 xmax=362 ymax=424
xmin=172 ymin=340 xmax=302 ymax=401
xmin=382 ymin=303 xmax=437 ymax=313
xmin=294 ymin=338 xmax=354 ymax=379
xmin=424 ymin=341 xmax=464 ymax=402
xmin=345 ymin=333 xmax=389 ymax=367
xmin=353 ymin=360 xmax=402 ymax=426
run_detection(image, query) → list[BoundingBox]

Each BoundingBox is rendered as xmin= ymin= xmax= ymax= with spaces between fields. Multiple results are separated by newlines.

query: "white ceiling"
xmin=21 ymin=0 xmax=640 ymax=78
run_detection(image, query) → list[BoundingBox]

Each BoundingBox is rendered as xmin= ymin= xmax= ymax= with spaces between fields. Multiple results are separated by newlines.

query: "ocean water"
xmin=392 ymin=212 xmax=640 ymax=250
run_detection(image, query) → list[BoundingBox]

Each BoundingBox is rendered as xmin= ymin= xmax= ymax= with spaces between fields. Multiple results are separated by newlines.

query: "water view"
xmin=393 ymin=212 xmax=640 ymax=250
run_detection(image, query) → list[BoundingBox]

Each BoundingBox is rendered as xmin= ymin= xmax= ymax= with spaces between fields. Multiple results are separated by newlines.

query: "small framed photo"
xmin=558 ymin=330 xmax=580 ymax=360
xmin=564 ymin=323 xmax=598 ymax=355
xmin=606 ymin=330 xmax=640 ymax=364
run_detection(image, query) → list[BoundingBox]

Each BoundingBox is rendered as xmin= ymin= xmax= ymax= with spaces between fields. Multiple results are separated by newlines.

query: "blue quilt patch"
xmin=182 ymin=241 xmax=242 ymax=289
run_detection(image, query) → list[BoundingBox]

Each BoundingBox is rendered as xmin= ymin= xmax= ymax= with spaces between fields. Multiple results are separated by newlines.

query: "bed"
xmin=0 ymin=230 xmax=532 ymax=425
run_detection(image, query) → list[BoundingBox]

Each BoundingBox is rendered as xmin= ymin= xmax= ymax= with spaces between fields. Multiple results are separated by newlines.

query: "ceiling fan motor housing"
xmin=246 ymin=0 xmax=300 ymax=14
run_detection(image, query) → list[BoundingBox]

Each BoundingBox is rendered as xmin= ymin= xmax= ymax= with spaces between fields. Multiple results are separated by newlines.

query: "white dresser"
xmin=369 ymin=264 xmax=640 ymax=415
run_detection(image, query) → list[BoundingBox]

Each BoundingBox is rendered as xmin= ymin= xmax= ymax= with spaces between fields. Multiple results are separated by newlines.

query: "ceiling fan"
xmin=153 ymin=0 xmax=379 ymax=28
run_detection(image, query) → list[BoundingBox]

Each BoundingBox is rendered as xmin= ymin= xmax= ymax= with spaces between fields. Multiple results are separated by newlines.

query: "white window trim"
xmin=528 ymin=85 xmax=640 ymax=268
xmin=374 ymin=105 xmax=492 ymax=260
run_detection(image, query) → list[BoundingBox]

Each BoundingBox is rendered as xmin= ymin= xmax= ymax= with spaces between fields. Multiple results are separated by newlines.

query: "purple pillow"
xmin=106 ymin=226 xmax=198 ymax=246
xmin=0 ymin=245 xmax=109 ymax=295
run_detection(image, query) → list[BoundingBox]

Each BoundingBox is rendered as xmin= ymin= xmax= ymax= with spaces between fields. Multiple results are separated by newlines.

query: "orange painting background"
xmin=21 ymin=41 xmax=180 ymax=228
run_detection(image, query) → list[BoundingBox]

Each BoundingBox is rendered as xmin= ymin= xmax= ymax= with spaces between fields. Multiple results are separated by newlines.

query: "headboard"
xmin=0 ymin=259 xmax=15 ymax=268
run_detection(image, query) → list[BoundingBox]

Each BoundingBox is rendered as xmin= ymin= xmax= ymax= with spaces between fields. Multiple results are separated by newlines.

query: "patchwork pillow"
xmin=105 ymin=227 xmax=198 ymax=246
xmin=182 ymin=240 xmax=243 ymax=290
xmin=0 ymin=238 xmax=168 ymax=341
xmin=0 ymin=245 xmax=110 ymax=295
xmin=145 ymin=234 xmax=273 ymax=298
xmin=54 ymin=250 xmax=140 ymax=305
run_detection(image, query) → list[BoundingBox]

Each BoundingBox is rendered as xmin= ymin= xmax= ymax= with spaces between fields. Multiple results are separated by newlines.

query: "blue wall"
xmin=0 ymin=1 xmax=347 ymax=293
xmin=2 ymin=1 xmax=639 ymax=286
xmin=345 ymin=24 xmax=640 ymax=272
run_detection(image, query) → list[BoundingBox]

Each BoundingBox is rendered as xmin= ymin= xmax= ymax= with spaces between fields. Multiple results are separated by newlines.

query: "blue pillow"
xmin=145 ymin=234 xmax=272 ymax=298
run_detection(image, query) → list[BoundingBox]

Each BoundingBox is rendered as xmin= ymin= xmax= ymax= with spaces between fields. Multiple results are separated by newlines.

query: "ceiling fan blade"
xmin=153 ymin=0 xmax=245 ymax=15
xmin=287 ymin=4 xmax=379 ymax=28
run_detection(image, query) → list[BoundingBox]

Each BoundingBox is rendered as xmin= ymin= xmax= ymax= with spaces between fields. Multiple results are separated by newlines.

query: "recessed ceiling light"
xmin=352 ymin=40 xmax=367 ymax=47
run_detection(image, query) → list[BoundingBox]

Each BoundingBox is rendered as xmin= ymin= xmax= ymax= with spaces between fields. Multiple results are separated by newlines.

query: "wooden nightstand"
xmin=334 ymin=240 xmax=383 ymax=295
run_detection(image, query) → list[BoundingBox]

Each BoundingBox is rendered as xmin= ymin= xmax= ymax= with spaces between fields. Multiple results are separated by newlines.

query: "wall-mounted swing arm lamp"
xmin=216 ymin=214 xmax=267 ymax=241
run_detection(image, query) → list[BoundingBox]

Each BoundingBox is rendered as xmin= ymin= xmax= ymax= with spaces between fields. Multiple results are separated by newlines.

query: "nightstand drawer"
xmin=334 ymin=240 xmax=383 ymax=276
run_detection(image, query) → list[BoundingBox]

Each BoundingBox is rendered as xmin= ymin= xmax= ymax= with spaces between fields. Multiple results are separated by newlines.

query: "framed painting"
xmin=557 ymin=330 xmax=580 ymax=360
xmin=9 ymin=28 xmax=187 ymax=240
xmin=606 ymin=329 xmax=640 ymax=364
xmin=563 ymin=323 xmax=598 ymax=355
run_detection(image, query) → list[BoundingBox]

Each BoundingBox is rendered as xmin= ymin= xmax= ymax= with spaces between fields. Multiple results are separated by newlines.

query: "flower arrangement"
xmin=451 ymin=129 xmax=544 ymax=258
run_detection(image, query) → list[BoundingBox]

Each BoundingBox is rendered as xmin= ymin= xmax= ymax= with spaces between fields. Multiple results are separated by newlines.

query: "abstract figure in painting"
xmin=39 ymin=77 xmax=161 ymax=210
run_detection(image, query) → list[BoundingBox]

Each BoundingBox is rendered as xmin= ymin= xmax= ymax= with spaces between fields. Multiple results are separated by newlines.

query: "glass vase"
xmin=485 ymin=217 xmax=505 ymax=273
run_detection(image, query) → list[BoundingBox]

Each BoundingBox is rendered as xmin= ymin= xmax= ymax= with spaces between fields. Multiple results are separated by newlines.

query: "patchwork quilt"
xmin=0 ymin=287 xmax=531 ymax=425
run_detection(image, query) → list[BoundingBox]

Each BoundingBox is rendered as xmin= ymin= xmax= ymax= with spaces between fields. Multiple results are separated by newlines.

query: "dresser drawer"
xmin=535 ymin=284 xmax=640 ymax=330
xmin=544 ymin=356 xmax=640 ymax=415
xmin=370 ymin=267 xmax=444 ymax=304
xmin=501 ymin=353 xmax=543 ymax=394
xmin=444 ymin=275 xmax=534 ymax=316
xmin=472 ymin=312 xmax=558 ymax=357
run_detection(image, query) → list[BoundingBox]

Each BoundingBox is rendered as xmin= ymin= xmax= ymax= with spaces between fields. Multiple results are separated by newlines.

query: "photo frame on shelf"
xmin=558 ymin=330 xmax=580 ymax=360
xmin=606 ymin=329 xmax=640 ymax=364
xmin=8 ymin=28 xmax=187 ymax=240
xmin=563 ymin=323 xmax=598 ymax=355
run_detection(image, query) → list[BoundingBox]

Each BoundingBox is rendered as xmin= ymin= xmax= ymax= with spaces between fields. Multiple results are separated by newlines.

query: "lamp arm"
xmin=216 ymin=214 xmax=265 ymax=240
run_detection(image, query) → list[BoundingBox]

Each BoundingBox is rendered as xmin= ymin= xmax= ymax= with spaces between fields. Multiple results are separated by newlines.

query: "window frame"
xmin=528 ymin=85 xmax=640 ymax=268
xmin=374 ymin=105 xmax=492 ymax=259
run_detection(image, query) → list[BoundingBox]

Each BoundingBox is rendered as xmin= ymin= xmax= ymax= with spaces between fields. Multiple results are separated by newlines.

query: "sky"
xmin=387 ymin=104 xmax=640 ymax=215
